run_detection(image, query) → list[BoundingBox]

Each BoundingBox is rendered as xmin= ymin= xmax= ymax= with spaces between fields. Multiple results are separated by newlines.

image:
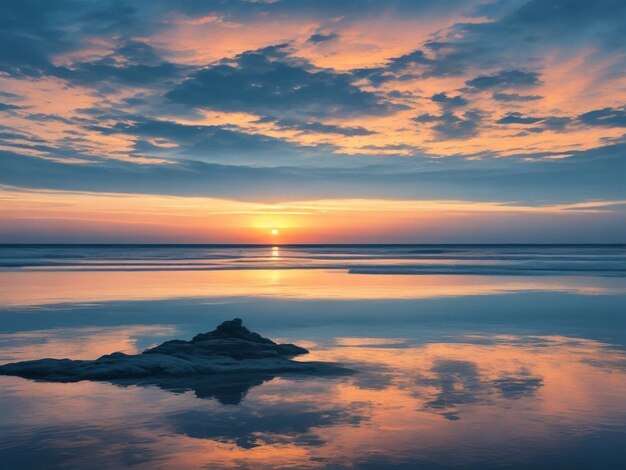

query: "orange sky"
xmin=0 ymin=0 xmax=625 ymax=242
xmin=1 ymin=186 xmax=624 ymax=243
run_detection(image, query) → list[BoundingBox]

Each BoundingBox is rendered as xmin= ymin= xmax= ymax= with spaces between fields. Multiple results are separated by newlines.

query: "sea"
xmin=0 ymin=245 xmax=625 ymax=469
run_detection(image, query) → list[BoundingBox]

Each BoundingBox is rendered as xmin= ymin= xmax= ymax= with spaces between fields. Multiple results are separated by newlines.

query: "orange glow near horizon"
xmin=0 ymin=185 xmax=622 ymax=243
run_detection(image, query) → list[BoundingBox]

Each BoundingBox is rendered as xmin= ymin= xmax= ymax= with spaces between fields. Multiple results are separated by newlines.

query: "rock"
xmin=0 ymin=319 xmax=349 ymax=383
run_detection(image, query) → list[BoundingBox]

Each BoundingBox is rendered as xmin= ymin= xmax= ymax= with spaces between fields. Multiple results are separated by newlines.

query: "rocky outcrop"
xmin=0 ymin=319 xmax=349 ymax=382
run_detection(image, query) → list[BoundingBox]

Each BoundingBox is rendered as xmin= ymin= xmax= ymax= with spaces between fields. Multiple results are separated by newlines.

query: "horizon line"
xmin=1 ymin=243 xmax=624 ymax=247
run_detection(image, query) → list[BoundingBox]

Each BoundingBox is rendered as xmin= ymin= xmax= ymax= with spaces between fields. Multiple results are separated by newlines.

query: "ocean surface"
xmin=0 ymin=245 xmax=625 ymax=469
xmin=2 ymin=244 xmax=625 ymax=275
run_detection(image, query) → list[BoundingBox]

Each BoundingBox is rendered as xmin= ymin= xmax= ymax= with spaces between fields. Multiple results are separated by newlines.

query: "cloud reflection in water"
xmin=1 ymin=327 xmax=625 ymax=468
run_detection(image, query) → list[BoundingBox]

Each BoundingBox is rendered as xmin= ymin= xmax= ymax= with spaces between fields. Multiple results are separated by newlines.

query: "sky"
xmin=0 ymin=0 xmax=625 ymax=243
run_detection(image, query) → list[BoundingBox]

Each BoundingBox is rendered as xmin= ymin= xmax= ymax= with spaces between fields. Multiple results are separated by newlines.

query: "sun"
xmin=271 ymin=228 xmax=279 ymax=236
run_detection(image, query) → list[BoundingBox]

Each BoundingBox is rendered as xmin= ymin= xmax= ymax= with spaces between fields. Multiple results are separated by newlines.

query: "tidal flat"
xmin=1 ymin=245 xmax=625 ymax=469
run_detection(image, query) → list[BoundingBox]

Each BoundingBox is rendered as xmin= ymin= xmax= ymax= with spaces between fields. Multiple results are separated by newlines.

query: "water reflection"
xmin=1 ymin=330 xmax=625 ymax=468
xmin=1 ymin=246 xmax=624 ymax=468
xmin=1 ymin=269 xmax=624 ymax=306
xmin=133 ymin=374 xmax=278 ymax=405
xmin=0 ymin=326 xmax=177 ymax=363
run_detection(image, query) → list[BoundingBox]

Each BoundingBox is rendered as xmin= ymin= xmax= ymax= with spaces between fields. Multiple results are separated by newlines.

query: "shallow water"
xmin=0 ymin=245 xmax=625 ymax=469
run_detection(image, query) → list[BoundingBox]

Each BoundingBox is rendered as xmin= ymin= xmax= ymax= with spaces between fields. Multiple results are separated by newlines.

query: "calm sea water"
xmin=0 ymin=245 xmax=625 ymax=469
xmin=1 ymin=244 xmax=625 ymax=275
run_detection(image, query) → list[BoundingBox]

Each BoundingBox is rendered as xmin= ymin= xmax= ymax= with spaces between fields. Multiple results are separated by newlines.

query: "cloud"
xmin=0 ymin=91 xmax=21 ymax=100
xmin=537 ymin=116 xmax=571 ymax=131
xmin=352 ymin=49 xmax=435 ymax=86
xmin=0 ymin=102 xmax=22 ymax=111
xmin=88 ymin=115 xmax=325 ymax=163
xmin=414 ymin=110 xmax=482 ymax=139
xmin=1 ymin=136 xmax=625 ymax=205
xmin=495 ymin=114 xmax=572 ymax=135
xmin=52 ymin=61 xmax=185 ymax=88
xmin=0 ymin=0 xmax=150 ymax=78
xmin=492 ymin=92 xmax=542 ymax=102
xmin=429 ymin=0 xmax=626 ymax=84
xmin=0 ymin=0 xmax=72 ymax=76
xmin=431 ymin=92 xmax=468 ymax=110
xmin=345 ymin=0 xmax=624 ymax=104
xmin=499 ymin=0 xmax=626 ymax=52
xmin=497 ymin=112 xmax=543 ymax=124
xmin=579 ymin=105 xmax=626 ymax=127
xmin=259 ymin=117 xmax=374 ymax=136
xmin=166 ymin=44 xmax=393 ymax=118
xmin=307 ymin=32 xmax=339 ymax=44
xmin=50 ymin=40 xmax=188 ymax=87
xmin=465 ymin=70 xmax=541 ymax=91
xmin=412 ymin=114 xmax=439 ymax=123
xmin=385 ymin=49 xmax=432 ymax=72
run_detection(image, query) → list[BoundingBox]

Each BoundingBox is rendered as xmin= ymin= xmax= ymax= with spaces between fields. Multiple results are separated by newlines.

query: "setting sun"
xmin=271 ymin=229 xmax=279 ymax=236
